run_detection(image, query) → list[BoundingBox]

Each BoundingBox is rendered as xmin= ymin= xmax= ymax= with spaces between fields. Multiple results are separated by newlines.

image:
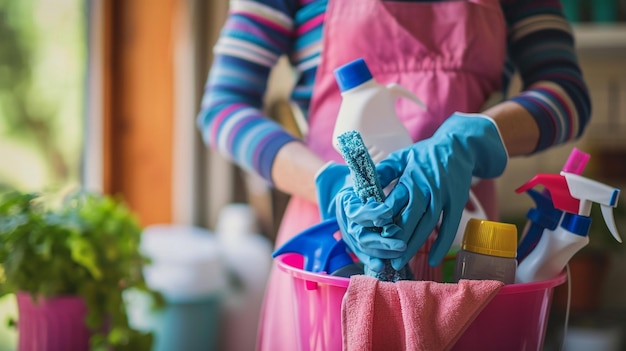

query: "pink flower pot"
xmin=16 ymin=292 xmax=91 ymax=351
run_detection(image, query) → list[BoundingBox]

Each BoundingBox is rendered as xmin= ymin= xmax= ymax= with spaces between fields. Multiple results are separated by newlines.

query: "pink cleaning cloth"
xmin=342 ymin=276 xmax=504 ymax=351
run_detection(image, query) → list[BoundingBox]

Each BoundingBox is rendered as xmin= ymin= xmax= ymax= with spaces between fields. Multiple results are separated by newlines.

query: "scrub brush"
xmin=336 ymin=130 xmax=412 ymax=282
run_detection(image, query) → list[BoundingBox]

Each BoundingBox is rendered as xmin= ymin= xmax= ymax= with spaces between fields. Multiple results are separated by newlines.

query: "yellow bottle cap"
xmin=462 ymin=218 xmax=517 ymax=258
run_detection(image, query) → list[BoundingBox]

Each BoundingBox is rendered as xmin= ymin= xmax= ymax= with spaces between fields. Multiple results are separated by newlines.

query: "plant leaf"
xmin=67 ymin=235 xmax=103 ymax=280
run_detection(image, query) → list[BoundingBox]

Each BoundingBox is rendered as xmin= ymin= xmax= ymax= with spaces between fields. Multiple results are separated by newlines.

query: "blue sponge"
xmin=336 ymin=131 xmax=411 ymax=282
xmin=336 ymin=131 xmax=385 ymax=203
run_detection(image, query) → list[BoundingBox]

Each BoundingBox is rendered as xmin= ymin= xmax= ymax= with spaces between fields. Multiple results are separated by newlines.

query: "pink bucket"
xmin=276 ymin=253 xmax=567 ymax=351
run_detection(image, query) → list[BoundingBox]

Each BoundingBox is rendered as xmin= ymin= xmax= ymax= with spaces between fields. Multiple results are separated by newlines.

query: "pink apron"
xmin=257 ymin=0 xmax=506 ymax=349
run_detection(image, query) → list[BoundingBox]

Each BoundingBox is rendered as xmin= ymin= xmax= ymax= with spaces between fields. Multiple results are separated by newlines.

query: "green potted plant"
xmin=0 ymin=189 xmax=160 ymax=350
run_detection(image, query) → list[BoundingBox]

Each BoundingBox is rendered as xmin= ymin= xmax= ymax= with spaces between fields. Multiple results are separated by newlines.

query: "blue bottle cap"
xmin=561 ymin=212 xmax=591 ymax=237
xmin=334 ymin=58 xmax=373 ymax=92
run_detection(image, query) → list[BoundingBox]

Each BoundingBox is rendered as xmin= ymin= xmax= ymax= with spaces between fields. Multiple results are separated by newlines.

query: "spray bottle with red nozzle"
xmin=516 ymin=148 xmax=591 ymax=262
xmin=514 ymin=151 xmax=622 ymax=284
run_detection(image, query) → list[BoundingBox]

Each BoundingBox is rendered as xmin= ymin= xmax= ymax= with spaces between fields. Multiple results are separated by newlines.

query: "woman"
xmin=197 ymin=0 xmax=590 ymax=349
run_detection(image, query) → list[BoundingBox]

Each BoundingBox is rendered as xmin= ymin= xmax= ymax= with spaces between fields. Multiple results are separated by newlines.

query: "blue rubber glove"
xmin=315 ymin=162 xmax=353 ymax=220
xmin=316 ymin=163 xmax=407 ymax=271
xmin=372 ymin=113 xmax=508 ymax=269
xmin=335 ymin=189 xmax=406 ymax=272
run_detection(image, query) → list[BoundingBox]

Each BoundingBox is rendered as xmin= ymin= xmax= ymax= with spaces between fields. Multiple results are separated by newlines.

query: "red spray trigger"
xmin=515 ymin=174 xmax=580 ymax=214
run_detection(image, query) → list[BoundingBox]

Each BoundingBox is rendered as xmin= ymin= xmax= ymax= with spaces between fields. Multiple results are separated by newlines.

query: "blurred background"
xmin=0 ymin=0 xmax=85 ymax=347
xmin=0 ymin=0 xmax=625 ymax=350
xmin=0 ymin=0 xmax=84 ymax=194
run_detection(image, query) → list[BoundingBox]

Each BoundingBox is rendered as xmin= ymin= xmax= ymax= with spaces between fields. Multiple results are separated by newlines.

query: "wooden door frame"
xmin=97 ymin=0 xmax=179 ymax=225
xmin=89 ymin=0 xmax=260 ymax=230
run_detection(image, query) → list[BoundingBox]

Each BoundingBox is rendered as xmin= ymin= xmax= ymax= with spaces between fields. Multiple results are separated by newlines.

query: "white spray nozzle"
xmin=561 ymin=172 xmax=622 ymax=243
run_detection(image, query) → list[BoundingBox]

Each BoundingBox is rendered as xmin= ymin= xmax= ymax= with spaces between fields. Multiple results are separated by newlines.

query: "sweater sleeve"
xmin=197 ymin=0 xmax=300 ymax=184
xmin=502 ymin=0 xmax=591 ymax=152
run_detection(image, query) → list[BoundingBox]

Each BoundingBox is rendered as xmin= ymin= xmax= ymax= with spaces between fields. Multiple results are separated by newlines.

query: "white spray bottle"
xmin=332 ymin=57 xmax=487 ymax=249
xmin=515 ymin=171 xmax=622 ymax=283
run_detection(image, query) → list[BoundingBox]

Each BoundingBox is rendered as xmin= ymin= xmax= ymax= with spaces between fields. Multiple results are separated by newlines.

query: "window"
xmin=0 ymin=0 xmax=86 ymax=194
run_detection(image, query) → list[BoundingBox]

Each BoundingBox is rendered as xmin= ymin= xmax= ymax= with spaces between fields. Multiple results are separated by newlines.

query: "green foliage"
xmin=0 ymin=0 xmax=85 ymax=190
xmin=0 ymin=189 xmax=159 ymax=350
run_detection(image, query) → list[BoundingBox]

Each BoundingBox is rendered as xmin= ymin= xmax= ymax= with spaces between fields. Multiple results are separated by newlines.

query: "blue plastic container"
xmin=152 ymin=295 xmax=222 ymax=351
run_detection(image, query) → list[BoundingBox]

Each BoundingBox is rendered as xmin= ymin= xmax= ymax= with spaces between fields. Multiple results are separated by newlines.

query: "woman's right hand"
xmin=334 ymin=188 xmax=406 ymax=272
xmin=316 ymin=163 xmax=407 ymax=272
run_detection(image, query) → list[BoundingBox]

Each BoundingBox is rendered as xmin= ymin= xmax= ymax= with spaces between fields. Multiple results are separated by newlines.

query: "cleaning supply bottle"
xmin=453 ymin=218 xmax=518 ymax=284
xmin=332 ymin=57 xmax=425 ymax=163
xmin=517 ymin=148 xmax=590 ymax=262
xmin=514 ymin=171 xmax=622 ymax=284
xmin=215 ymin=203 xmax=273 ymax=351
xmin=332 ymin=58 xmax=428 ymax=279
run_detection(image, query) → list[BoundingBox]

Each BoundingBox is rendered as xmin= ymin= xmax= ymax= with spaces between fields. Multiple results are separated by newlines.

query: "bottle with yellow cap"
xmin=453 ymin=218 xmax=518 ymax=284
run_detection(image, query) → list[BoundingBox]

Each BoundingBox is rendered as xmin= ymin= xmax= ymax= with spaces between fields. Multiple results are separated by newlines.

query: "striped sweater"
xmin=197 ymin=0 xmax=591 ymax=184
